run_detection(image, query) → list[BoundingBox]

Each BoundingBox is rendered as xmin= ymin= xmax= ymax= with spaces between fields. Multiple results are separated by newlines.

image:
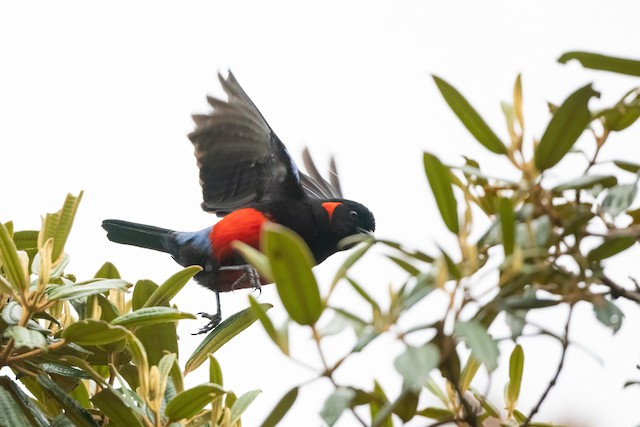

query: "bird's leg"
xmin=193 ymin=290 xmax=221 ymax=335
xmin=218 ymin=264 xmax=261 ymax=294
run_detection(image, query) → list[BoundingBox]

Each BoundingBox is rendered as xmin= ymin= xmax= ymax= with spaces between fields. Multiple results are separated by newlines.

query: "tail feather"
xmin=102 ymin=219 xmax=174 ymax=253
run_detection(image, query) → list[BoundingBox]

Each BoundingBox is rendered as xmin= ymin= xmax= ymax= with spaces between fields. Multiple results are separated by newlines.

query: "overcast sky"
xmin=2 ymin=1 xmax=640 ymax=426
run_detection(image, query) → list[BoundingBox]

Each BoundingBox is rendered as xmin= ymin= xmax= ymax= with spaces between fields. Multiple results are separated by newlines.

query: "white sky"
xmin=2 ymin=1 xmax=640 ymax=426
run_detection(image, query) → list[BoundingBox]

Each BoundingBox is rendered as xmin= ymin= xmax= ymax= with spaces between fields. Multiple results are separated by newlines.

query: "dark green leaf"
xmin=184 ymin=304 xmax=272 ymax=375
xmin=552 ymin=175 xmax=617 ymax=192
xmin=454 ymin=320 xmax=499 ymax=372
xmin=61 ymin=319 xmax=130 ymax=346
xmin=502 ymin=295 xmax=560 ymax=310
xmin=0 ymin=376 xmax=49 ymax=427
xmin=603 ymin=102 xmax=640 ymax=132
xmin=386 ymin=255 xmax=420 ymax=276
xmin=260 ymin=387 xmax=298 ymax=427
xmin=500 ymin=198 xmax=515 ymax=256
xmin=432 ymin=75 xmax=507 ymax=154
xmin=132 ymin=280 xmax=158 ymax=310
xmin=587 ymin=236 xmax=635 ymax=263
xmin=320 ymin=388 xmax=356 ymax=427
xmin=93 ymin=262 xmax=121 ymax=279
xmin=424 ymin=152 xmax=459 ymax=234
xmin=165 ymin=383 xmax=226 ymax=422
xmin=249 ymin=295 xmax=287 ymax=354
xmin=418 ymin=407 xmax=456 ymax=421
xmin=91 ymin=388 xmax=145 ymax=427
xmin=558 ymin=51 xmax=640 ymax=77
xmin=393 ymin=388 xmax=419 ymax=422
xmin=535 ymin=84 xmax=599 ymax=170
xmin=263 ymin=223 xmax=323 ymax=325
xmin=614 ymin=160 xmax=640 ymax=174
xmin=37 ymin=375 xmax=97 ymax=427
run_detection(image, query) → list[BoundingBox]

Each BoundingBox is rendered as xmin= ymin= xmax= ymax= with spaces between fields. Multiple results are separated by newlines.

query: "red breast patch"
xmin=210 ymin=208 xmax=269 ymax=262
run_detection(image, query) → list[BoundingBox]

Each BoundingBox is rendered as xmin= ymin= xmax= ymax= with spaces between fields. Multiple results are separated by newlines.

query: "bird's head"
xmin=325 ymin=199 xmax=375 ymax=248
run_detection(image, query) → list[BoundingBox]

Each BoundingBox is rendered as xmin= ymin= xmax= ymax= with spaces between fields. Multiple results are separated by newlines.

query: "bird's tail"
xmin=102 ymin=219 xmax=174 ymax=253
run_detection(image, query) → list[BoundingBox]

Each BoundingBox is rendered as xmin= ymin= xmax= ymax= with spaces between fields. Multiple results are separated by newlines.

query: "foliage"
xmin=0 ymin=193 xmax=267 ymax=426
xmin=2 ymin=51 xmax=640 ymax=427
xmin=238 ymin=51 xmax=640 ymax=426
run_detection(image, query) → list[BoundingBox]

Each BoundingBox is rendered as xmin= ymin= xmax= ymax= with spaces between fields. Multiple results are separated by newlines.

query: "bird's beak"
xmin=338 ymin=232 xmax=374 ymax=250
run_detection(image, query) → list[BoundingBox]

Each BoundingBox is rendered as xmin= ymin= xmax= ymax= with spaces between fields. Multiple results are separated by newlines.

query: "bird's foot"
xmin=192 ymin=312 xmax=221 ymax=335
xmin=219 ymin=264 xmax=262 ymax=295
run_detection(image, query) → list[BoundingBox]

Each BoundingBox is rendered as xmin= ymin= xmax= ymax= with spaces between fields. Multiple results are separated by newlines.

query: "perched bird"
xmin=102 ymin=72 xmax=375 ymax=334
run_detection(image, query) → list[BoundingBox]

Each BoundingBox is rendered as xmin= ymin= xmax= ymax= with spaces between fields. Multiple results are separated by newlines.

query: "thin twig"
xmin=522 ymin=305 xmax=574 ymax=427
xmin=601 ymin=275 xmax=640 ymax=304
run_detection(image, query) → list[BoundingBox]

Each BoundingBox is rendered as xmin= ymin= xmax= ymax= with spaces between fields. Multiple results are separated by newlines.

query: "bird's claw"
xmin=192 ymin=312 xmax=221 ymax=335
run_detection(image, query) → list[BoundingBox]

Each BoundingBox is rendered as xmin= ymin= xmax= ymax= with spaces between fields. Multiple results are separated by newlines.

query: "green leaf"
xmin=184 ymin=303 xmax=272 ymax=375
xmin=393 ymin=388 xmax=420 ymax=422
xmin=393 ymin=344 xmax=440 ymax=388
xmin=93 ymin=262 xmax=121 ymax=279
xmin=535 ymin=84 xmax=599 ymax=170
xmin=424 ymin=152 xmax=459 ymax=234
xmin=552 ymin=175 xmax=618 ymax=192
xmin=600 ymin=183 xmax=638 ymax=217
xmin=506 ymin=344 xmax=524 ymax=409
xmin=418 ymin=407 xmax=456 ymax=421
xmin=4 ymin=326 xmax=48 ymax=350
xmin=320 ymin=387 xmax=356 ymax=427
xmin=587 ymin=236 xmax=635 ymax=263
xmin=558 ymin=51 xmax=640 ymax=77
xmin=232 ymin=241 xmax=273 ymax=282
xmin=209 ymin=355 xmax=223 ymax=386
xmin=143 ymin=265 xmax=202 ymax=308
xmin=592 ymin=295 xmax=624 ymax=333
xmin=459 ymin=355 xmax=480 ymax=393
xmin=432 ymin=75 xmax=507 ymax=154
xmin=39 ymin=192 xmax=83 ymax=264
xmin=37 ymin=375 xmax=97 ymax=427
xmin=111 ymin=307 xmax=196 ymax=328
xmin=91 ymin=388 xmax=145 ymax=427
xmin=614 ymin=160 xmax=640 ymax=174
xmin=263 ymin=223 xmax=323 ymax=326
xmin=260 ymin=387 xmax=299 ymax=427
xmin=454 ymin=320 xmax=499 ymax=372
xmin=230 ymin=389 xmax=261 ymax=424
xmin=499 ymin=198 xmax=515 ymax=257
xmin=165 ymin=383 xmax=226 ymax=422
xmin=249 ymin=295 xmax=287 ymax=354
xmin=132 ymin=279 xmax=158 ymax=310
xmin=0 ymin=376 xmax=49 ymax=427
xmin=0 ymin=222 xmax=28 ymax=293
xmin=502 ymin=294 xmax=560 ymax=310
xmin=47 ymin=279 xmax=129 ymax=301
xmin=62 ymin=319 xmax=130 ymax=346
xmin=331 ymin=237 xmax=375 ymax=288
xmin=386 ymin=255 xmax=420 ymax=276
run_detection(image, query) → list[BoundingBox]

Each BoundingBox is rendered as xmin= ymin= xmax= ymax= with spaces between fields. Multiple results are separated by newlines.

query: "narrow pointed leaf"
xmin=165 ymin=383 xmax=226 ymax=422
xmin=552 ymin=175 xmax=617 ymax=192
xmin=499 ymin=198 xmax=515 ymax=256
xmin=249 ymin=295 xmax=287 ymax=354
xmin=587 ymin=236 xmax=635 ymax=263
xmin=230 ymin=389 xmax=261 ymax=424
xmin=600 ymin=183 xmax=638 ymax=217
xmin=558 ymin=51 xmax=640 ymax=77
xmin=47 ymin=279 xmax=129 ymax=300
xmin=37 ymin=375 xmax=97 ymax=427
xmin=507 ymin=344 xmax=524 ymax=408
xmin=111 ymin=307 xmax=196 ymax=328
xmin=184 ymin=303 xmax=272 ymax=375
xmin=143 ymin=265 xmax=202 ymax=308
xmin=433 ymin=75 xmax=507 ymax=154
xmin=535 ymin=84 xmax=599 ymax=170
xmin=0 ymin=376 xmax=49 ymax=427
xmin=260 ymin=387 xmax=299 ymax=427
xmin=592 ymin=295 xmax=624 ymax=333
xmin=424 ymin=152 xmax=459 ymax=234
xmin=0 ymin=222 xmax=28 ymax=292
xmin=320 ymin=388 xmax=356 ymax=427
xmin=263 ymin=223 xmax=323 ymax=325
xmin=94 ymin=262 xmax=121 ymax=279
xmin=459 ymin=355 xmax=481 ymax=393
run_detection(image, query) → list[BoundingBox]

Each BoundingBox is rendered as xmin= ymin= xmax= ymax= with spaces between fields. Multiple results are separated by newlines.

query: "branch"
xmin=522 ymin=305 xmax=573 ymax=427
xmin=601 ymin=275 xmax=640 ymax=304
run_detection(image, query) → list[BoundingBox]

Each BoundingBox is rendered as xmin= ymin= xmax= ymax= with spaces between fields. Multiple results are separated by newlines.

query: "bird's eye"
xmin=349 ymin=210 xmax=359 ymax=221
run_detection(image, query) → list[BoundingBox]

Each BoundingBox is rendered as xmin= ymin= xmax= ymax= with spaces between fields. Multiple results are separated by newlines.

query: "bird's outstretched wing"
xmin=188 ymin=72 xmax=304 ymax=216
xmin=188 ymin=72 xmax=344 ymax=216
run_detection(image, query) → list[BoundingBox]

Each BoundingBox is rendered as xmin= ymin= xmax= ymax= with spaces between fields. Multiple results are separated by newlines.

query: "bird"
xmin=102 ymin=72 xmax=375 ymax=334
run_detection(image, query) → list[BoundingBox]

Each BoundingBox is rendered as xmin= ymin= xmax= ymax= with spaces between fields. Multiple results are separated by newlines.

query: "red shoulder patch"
xmin=210 ymin=208 xmax=270 ymax=262
xmin=322 ymin=202 xmax=342 ymax=221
